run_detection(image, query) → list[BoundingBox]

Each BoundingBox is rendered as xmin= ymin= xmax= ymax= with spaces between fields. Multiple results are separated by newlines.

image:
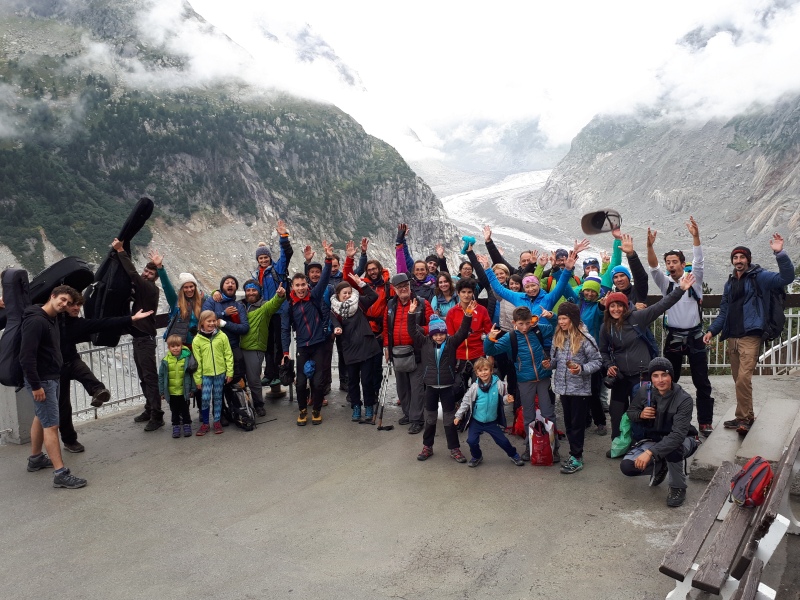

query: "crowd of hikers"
xmin=13 ymin=215 xmax=795 ymax=506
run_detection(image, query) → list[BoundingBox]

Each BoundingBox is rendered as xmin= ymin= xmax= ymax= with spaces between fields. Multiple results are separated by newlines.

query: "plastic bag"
xmin=528 ymin=409 xmax=556 ymax=466
xmin=610 ymin=413 xmax=632 ymax=457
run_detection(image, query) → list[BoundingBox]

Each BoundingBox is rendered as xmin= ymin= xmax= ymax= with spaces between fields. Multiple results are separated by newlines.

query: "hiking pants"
xmin=467 ymin=419 xmax=518 ymax=460
xmin=561 ymin=394 xmax=590 ymax=459
xmin=422 ymin=386 xmax=460 ymax=450
xmin=263 ymin=313 xmax=283 ymax=382
xmin=336 ymin=335 xmax=348 ymax=387
xmin=394 ymin=363 xmax=425 ymax=425
xmin=620 ymin=437 xmax=693 ymax=489
xmin=665 ymin=327 xmax=714 ymax=425
xmin=58 ymin=357 xmax=104 ymax=445
xmin=295 ymin=342 xmax=326 ymax=411
xmin=727 ymin=336 xmax=760 ymax=422
xmin=517 ymin=378 xmax=558 ymax=451
xmin=132 ymin=335 xmax=162 ymax=418
xmin=347 ymin=357 xmax=379 ymax=408
xmin=585 ymin=370 xmax=606 ymax=427
xmin=242 ymin=349 xmax=265 ymax=408
xmin=169 ymin=394 xmax=192 ymax=425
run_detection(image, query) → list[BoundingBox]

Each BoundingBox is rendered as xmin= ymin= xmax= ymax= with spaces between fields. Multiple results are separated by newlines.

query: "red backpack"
xmin=730 ymin=456 xmax=774 ymax=508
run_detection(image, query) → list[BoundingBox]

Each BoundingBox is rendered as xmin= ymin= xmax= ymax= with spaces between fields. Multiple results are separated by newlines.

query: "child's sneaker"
xmin=450 ymin=448 xmax=467 ymax=463
xmin=311 ymin=410 xmax=322 ymax=425
xmin=511 ymin=454 xmax=525 ymax=466
xmin=196 ymin=423 xmax=210 ymax=436
xmin=417 ymin=445 xmax=433 ymax=461
xmin=172 ymin=425 xmax=181 ymax=438
xmin=213 ymin=422 xmax=223 ymax=434
xmin=183 ymin=424 xmax=192 ymax=437
xmin=27 ymin=453 xmax=54 ymax=472
xmin=297 ymin=409 xmax=308 ymax=426
xmin=560 ymin=456 xmax=583 ymax=474
xmin=468 ymin=456 xmax=483 ymax=468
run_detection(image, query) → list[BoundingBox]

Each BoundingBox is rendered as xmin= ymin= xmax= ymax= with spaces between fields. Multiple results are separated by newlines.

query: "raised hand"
xmin=396 ymin=223 xmax=408 ymax=244
xmin=537 ymin=252 xmax=548 ymax=266
xmin=464 ymin=300 xmax=477 ymax=315
xmin=679 ymin=272 xmax=696 ymax=291
xmin=600 ymin=249 xmax=611 ymax=264
xmin=276 ymin=284 xmax=286 ymax=298
xmin=573 ymin=238 xmax=590 ymax=255
xmin=345 ymin=240 xmax=357 ymax=258
xmin=212 ymin=290 xmax=222 ymax=302
xmin=483 ymin=224 xmax=492 ymax=243
xmin=303 ymin=245 xmax=315 ymax=262
xmin=488 ymin=324 xmax=501 ymax=341
xmin=621 ymin=233 xmax=635 ymax=255
xmin=769 ymin=233 xmax=784 ymax=253
xmin=549 ymin=250 xmax=557 ymax=265
xmin=564 ymin=250 xmax=578 ymax=271
xmin=360 ymin=237 xmax=369 ymax=253
xmin=111 ymin=238 xmax=124 ymax=252
xmin=477 ymin=254 xmax=490 ymax=269
xmin=275 ymin=219 xmax=288 ymax=236
xmin=322 ymin=240 xmax=334 ymax=259
xmin=147 ymin=249 xmax=163 ymax=269
xmin=611 ymin=228 xmax=622 ymax=240
xmin=647 ymin=228 xmax=657 ymax=248
xmin=686 ymin=216 xmax=699 ymax=239
xmin=409 ymin=298 xmax=419 ymax=313
xmin=348 ymin=272 xmax=364 ymax=286
xmin=436 ymin=243 xmax=445 ymax=258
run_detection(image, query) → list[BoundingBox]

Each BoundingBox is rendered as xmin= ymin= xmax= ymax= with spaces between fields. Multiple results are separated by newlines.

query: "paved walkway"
xmin=1 ymin=375 xmax=798 ymax=599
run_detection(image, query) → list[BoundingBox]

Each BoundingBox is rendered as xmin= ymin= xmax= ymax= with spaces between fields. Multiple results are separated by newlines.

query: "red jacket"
xmin=445 ymin=303 xmax=492 ymax=361
xmin=343 ymin=256 xmax=393 ymax=336
xmin=383 ymin=296 xmax=433 ymax=348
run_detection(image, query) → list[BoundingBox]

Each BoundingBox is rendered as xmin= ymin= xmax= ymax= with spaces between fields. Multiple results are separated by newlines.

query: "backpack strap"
xmin=665 ymin=279 xmax=702 ymax=324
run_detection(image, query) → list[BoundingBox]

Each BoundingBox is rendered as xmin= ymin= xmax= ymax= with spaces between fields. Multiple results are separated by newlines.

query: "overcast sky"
xmin=156 ymin=0 xmax=800 ymax=162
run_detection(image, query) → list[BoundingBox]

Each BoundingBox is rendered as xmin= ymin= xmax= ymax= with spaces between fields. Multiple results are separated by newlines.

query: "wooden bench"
xmin=659 ymin=428 xmax=800 ymax=600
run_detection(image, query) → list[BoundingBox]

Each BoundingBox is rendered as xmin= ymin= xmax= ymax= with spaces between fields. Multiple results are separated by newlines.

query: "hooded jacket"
xmin=158 ymin=346 xmax=195 ymax=399
xmin=549 ymin=330 xmax=603 ymax=396
xmin=202 ymin=292 xmax=250 ymax=349
xmin=455 ymin=375 xmax=509 ymax=429
xmin=240 ymin=294 xmax=285 ymax=351
xmin=627 ymin=382 xmax=694 ymax=459
xmin=251 ymin=233 xmax=293 ymax=313
xmin=331 ymin=284 xmax=382 ymax=364
xmin=191 ymin=329 xmax=233 ymax=386
xmin=483 ymin=321 xmax=554 ymax=383
xmin=282 ymin=259 xmax=332 ymax=352
xmin=445 ymin=302 xmax=493 ymax=361
xmin=157 ymin=267 xmax=203 ymax=345
xmin=344 ymin=255 xmax=393 ymax=336
xmin=20 ymin=305 xmax=62 ymax=389
xmin=117 ymin=250 xmax=159 ymax=337
xmin=408 ymin=310 xmax=472 ymax=386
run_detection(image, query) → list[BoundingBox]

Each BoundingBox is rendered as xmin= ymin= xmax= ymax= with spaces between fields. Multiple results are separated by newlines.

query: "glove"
xmin=395 ymin=226 xmax=406 ymax=245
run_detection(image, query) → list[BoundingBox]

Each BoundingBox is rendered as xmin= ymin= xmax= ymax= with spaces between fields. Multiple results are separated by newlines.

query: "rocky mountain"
xmin=536 ymin=98 xmax=800 ymax=286
xmin=0 ymin=0 xmax=457 ymax=284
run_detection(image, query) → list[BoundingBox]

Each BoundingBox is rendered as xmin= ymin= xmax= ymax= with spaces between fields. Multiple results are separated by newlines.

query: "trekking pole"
xmin=376 ymin=363 xmax=394 ymax=431
xmin=372 ymin=363 xmax=388 ymax=426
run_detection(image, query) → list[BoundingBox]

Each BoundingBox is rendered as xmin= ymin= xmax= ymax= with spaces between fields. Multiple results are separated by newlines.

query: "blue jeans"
xmin=466 ymin=419 xmax=518 ymax=460
xmin=25 ymin=379 xmax=60 ymax=428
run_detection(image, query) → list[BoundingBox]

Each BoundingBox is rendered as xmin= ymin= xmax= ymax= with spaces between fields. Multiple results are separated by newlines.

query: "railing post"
xmin=0 ymin=385 xmax=36 ymax=445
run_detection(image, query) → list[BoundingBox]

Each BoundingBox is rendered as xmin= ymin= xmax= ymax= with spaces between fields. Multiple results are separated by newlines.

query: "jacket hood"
xmin=23 ymin=305 xmax=51 ymax=320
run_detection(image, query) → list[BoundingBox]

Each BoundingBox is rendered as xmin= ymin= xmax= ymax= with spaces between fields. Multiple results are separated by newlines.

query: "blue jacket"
xmin=709 ymin=251 xmax=795 ymax=340
xmin=201 ymin=296 xmax=249 ymax=349
xmin=561 ymin=284 xmax=604 ymax=341
xmin=251 ymin=235 xmax=293 ymax=314
xmin=484 ymin=322 xmax=554 ymax=382
xmin=282 ymin=259 xmax=332 ymax=351
xmin=486 ymin=266 xmax=575 ymax=315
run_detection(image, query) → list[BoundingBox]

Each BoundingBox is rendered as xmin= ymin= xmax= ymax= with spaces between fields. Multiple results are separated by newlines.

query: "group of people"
xmin=13 ymin=215 xmax=795 ymax=505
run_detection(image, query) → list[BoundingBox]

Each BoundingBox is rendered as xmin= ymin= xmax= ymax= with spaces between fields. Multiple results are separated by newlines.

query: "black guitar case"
xmin=0 ymin=268 xmax=30 ymax=388
xmin=83 ymin=197 xmax=154 ymax=347
xmin=0 ymin=257 xmax=93 ymax=331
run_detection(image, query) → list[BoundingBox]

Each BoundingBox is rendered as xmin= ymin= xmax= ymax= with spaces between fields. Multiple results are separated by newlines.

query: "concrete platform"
xmin=0 ymin=377 xmax=798 ymax=600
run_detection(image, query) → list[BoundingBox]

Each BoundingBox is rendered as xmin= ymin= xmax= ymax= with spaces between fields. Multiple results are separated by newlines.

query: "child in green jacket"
xmin=192 ymin=311 xmax=234 ymax=436
xmin=158 ymin=335 xmax=195 ymax=438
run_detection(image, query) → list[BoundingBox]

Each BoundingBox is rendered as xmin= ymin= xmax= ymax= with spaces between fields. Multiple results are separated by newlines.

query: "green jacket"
xmin=158 ymin=347 xmax=194 ymax=398
xmin=192 ymin=329 xmax=233 ymax=386
xmin=240 ymin=294 xmax=285 ymax=351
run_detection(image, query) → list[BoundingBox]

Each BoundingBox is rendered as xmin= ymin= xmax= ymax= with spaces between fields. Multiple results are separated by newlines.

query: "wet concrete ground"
xmin=1 ymin=376 xmax=798 ymax=600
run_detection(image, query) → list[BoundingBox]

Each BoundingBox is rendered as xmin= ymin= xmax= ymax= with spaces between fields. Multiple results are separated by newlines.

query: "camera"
xmin=603 ymin=369 xmax=623 ymax=389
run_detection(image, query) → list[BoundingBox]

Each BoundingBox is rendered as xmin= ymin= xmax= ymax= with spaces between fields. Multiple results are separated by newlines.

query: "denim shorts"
xmin=24 ymin=379 xmax=60 ymax=428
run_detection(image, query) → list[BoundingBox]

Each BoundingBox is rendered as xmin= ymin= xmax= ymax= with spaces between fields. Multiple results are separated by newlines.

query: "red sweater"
xmin=445 ymin=303 xmax=492 ymax=361
xmin=342 ymin=256 xmax=393 ymax=336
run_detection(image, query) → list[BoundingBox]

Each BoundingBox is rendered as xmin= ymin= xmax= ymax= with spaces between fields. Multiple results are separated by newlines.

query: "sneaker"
xmin=417 ymin=445 xmax=433 ymax=461
xmin=172 ymin=425 xmax=181 ymax=438
xmin=196 ymin=423 xmax=210 ymax=436
xmin=560 ymin=456 xmax=584 ymax=474
xmin=270 ymin=379 xmax=282 ymax=387
xmin=595 ymin=425 xmax=608 ymax=436
xmin=398 ymin=416 xmax=410 ymax=426
xmin=27 ymin=453 xmax=54 ymax=472
xmin=255 ymin=406 xmax=267 ymax=417
xmin=666 ymin=487 xmax=686 ymax=507
xmin=723 ymin=418 xmax=742 ymax=429
xmin=408 ymin=422 xmax=423 ymax=434
xmin=63 ymin=441 xmax=85 ymax=453
xmin=260 ymin=377 xmax=271 ymax=386
xmin=144 ymin=419 xmax=164 ymax=432
xmin=511 ymin=454 xmax=525 ymax=466
xmin=213 ymin=422 xmax=223 ymax=434
xmin=468 ymin=456 xmax=483 ymax=468
xmin=297 ymin=409 xmax=308 ymax=426
xmin=737 ymin=419 xmax=754 ymax=434
xmin=450 ymin=448 xmax=467 ymax=463
xmin=699 ymin=423 xmax=713 ymax=437
xmin=53 ymin=468 xmax=87 ymax=489
xmin=90 ymin=388 xmax=111 ymax=407
xmin=364 ymin=406 xmax=374 ymax=420
xmin=650 ymin=460 xmax=669 ymax=486
xmin=133 ymin=411 xmax=151 ymax=423
xmin=352 ymin=406 xmax=362 ymax=422
xmin=183 ymin=424 xmax=192 ymax=437
xmin=311 ymin=410 xmax=322 ymax=425
xmin=522 ymin=451 xmax=530 ymax=462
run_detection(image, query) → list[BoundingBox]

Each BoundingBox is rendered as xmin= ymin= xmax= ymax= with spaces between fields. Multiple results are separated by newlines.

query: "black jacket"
xmin=332 ymin=285 xmax=382 ymax=365
xmin=627 ymin=382 xmax=694 ymax=459
xmin=408 ymin=311 xmax=472 ymax=387
xmin=20 ymin=305 xmax=62 ymax=389
xmin=59 ymin=314 xmax=133 ymax=362
xmin=117 ymin=250 xmax=159 ymax=337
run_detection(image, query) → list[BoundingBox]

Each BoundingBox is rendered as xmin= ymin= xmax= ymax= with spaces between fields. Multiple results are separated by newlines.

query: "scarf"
xmin=478 ymin=375 xmax=496 ymax=393
xmin=331 ymin=289 xmax=360 ymax=320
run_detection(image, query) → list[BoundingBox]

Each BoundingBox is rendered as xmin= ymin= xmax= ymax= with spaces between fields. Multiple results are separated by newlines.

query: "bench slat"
xmin=692 ymin=502 xmax=752 ymax=594
xmin=731 ymin=427 xmax=800 ymax=579
xmin=660 ymin=461 xmax=737 ymax=581
xmin=730 ymin=556 xmax=764 ymax=600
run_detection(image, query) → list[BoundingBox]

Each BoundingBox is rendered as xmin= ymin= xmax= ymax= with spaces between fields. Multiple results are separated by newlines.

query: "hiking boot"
xmin=650 ymin=460 xmax=669 ymax=487
xmin=511 ymin=454 xmax=525 ymax=466
xmin=144 ymin=419 xmax=164 ymax=432
xmin=297 ymin=409 xmax=308 ymax=426
xmin=196 ymin=423 xmax=210 ymax=436
xmin=63 ymin=441 xmax=85 ymax=453
xmin=351 ymin=406 xmax=362 ymax=422
xmin=311 ymin=410 xmax=322 ymax=425
xmin=398 ymin=416 xmax=410 ymax=426
xmin=364 ymin=406 xmax=374 ymax=420
xmin=90 ymin=388 xmax=111 ymax=407
xmin=183 ymin=424 xmax=192 ymax=437
xmin=408 ymin=422 xmax=423 ymax=435
xmin=699 ymin=423 xmax=713 ymax=437
xmin=213 ymin=422 xmax=223 ymax=434
xmin=27 ymin=453 xmax=53 ymax=472
xmin=560 ymin=456 xmax=584 ymax=474
xmin=595 ymin=425 xmax=608 ymax=436
xmin=468 ymin=456 xmax=482 ymax=468
xmin=417 ymin=445 xmax=433 ymax=461
xmin=666 ymin=487 xmax=686 ymax=507
xmin=723 ymin=418 xmax=742 ymax=429
xmin=172 ymin=425 xmax=181 ymax=439
xmin=737 ymin=419 xmax=755 ymax=434
xmin=255 ymin=406 xmax=267 ymax=417
xmin=133 ymin=411 xmax=151 ymax=423
xmin=450 ymin=448 xmax=467 ymax=463
xmin=53 ymin=468 xmax=87 ymax=489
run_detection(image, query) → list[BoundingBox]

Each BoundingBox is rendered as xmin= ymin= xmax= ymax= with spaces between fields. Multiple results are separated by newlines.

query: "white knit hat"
xmin=177 ymin=273 xmax=199 ymax=289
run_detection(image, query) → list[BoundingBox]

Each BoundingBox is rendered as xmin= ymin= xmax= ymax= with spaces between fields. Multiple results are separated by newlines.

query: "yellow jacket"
xmin=191 ymin=329 xmax=233 ymax=386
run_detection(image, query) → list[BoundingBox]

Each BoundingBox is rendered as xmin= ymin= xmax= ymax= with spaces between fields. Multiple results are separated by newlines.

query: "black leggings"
xmin=609 ymin=374 xmax=643 ymax=439
xmin=422 ymin=386 xmax=460 ymax=449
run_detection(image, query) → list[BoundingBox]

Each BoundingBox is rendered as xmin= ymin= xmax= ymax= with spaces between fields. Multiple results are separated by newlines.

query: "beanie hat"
xmin=555 ymin=248 xmax=569 ymax=259
xmin=255 ymin=242 xmax=272 ymax=260
xmin=605 ymin=291 xmax=628 ymax=308
xmin=611 ymin=265 xmax=632 ymax=281
xmin=220 ymin=275 xmax=239 ymax=291
xmin=648 ymin=357 xmax=674 ymax=379
xmin=583 ymin=257 xmax=600 ymax=270
xmin=428 ymin=318 xmax=448 ymax=336
xmin=425 ymin=254 xmax=439 ymax=264
xmin=731 ymin=246 xmax=752 ymax=263
xmin=582 ymin=273 xmax=602 ymax=295
xmin=522 ymin=275 xmax=540 ymax=287
xmin=177 ymin=272 xmax=198 ymax=289
xmin=557 ymin=301 xmax=581 ymax=328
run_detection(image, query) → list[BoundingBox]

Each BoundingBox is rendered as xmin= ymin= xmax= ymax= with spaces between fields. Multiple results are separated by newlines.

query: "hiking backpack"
xmin=223 ymin=380 xmax=256 ymax=431
xmin=730 ymin=456 xmax=773 ymax=508
xmin=753 ymin=278 xmax=787 ymax=342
